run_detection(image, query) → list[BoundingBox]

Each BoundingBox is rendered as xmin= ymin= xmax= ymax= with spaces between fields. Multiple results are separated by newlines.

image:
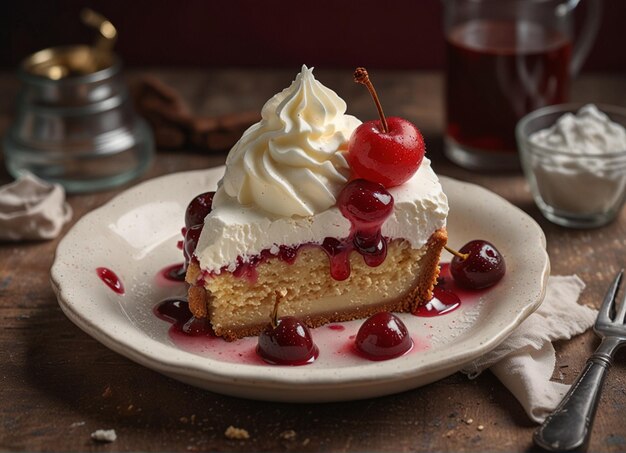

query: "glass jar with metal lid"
xmin=3 ymin=10 xmax=154 ymax=193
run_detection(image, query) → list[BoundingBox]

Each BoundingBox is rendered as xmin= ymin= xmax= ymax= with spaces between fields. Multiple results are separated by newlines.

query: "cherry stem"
xmin=270 ymin=291 xmax=282 ymax=329
xmin=354 ymin=67 xmax=388 ymax=133
xmin=444 ymin=245 xmax=469 ymax=261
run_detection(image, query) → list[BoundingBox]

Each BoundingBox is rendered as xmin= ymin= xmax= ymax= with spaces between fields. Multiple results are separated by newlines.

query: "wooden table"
xmin=1 ymin=69 xmax=625 ymax=452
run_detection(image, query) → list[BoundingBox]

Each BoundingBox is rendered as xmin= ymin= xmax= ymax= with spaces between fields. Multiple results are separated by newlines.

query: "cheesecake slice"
xmin=184 ymin=66 xmax=448 ymax=341
xmin=187 ymin=232 xmax=446 ymax=341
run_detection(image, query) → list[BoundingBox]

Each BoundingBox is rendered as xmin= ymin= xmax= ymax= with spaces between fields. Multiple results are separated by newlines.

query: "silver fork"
xmin=534 ymin=269 xmax=626 ymax=452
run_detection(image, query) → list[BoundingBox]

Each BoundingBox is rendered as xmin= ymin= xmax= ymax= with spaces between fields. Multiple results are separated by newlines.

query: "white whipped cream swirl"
xmin=213 ymin=65 xmax=361 ymax=217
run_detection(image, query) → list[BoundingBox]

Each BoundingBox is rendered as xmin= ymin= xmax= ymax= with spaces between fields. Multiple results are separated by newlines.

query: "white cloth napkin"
xmin=0 ymin=172 xmax=72 ymax=240
xmin=462 ymin=275 xmax=597 ymax=423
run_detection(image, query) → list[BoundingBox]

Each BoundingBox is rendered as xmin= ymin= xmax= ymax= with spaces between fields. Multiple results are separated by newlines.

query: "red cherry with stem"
xmin=348 ymin=68 xmax=425 ymax=188
xmin=446 ymin=240 xmax=506 ymax=289
xmin=257 ymin=292 xmax=318 ymax=365
xmin=185 ymin=191 xmax=215 ymax=229
xmin=355 ymin=312 xmax=413 ymax=361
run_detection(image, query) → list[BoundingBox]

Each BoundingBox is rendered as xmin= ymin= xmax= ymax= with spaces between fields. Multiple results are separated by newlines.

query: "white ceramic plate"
xmin=51 ymin=167 xmax=549 ymax=402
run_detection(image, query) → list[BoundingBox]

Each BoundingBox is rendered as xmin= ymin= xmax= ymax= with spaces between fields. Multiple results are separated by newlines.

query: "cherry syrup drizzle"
xmin=154 ymin=298 xmax=214 ymax=337
xmin=209 ymin=245 xmax=299 ymax=284
xmin=325 ymin=179 xmax=394 ymax=281
xmin=413 ymin=263 xmax=488 ymax=317
xmin=96 ymin=267 xmax=125 ymax=295
xmin=414 ymin=286 xmax=461 ymax=317
xmin=160 ymin=263 xmax=186 ymax=282
xmin=414 ymin=263 xmax=460 ymax=317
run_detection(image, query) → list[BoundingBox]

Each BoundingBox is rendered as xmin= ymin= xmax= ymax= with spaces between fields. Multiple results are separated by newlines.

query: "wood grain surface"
xmin=1 ymin=69 xmax=625 ymax=452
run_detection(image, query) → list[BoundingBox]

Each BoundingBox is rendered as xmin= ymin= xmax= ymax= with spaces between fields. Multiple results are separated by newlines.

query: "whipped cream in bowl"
xmin=517 ymin=103 xmax=626 ymax=228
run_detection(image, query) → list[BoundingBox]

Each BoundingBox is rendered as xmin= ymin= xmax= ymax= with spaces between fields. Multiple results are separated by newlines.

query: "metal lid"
xmin=21 ymin=8 xmax=117 ymax=81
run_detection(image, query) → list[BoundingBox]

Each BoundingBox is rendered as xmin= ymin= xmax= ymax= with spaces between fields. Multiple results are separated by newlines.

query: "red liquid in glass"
xmin=446 ymin=20 xmax=572 ymax=153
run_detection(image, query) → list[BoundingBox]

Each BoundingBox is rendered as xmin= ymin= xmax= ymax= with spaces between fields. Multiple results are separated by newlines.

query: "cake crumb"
xmin=465 ymin=418 xmax=474 ymax=425
xmin=225 ymin=426 xmax=250 ymax=440
xmin=280 ymin=429 xmax=297 ymax=440
xmin=91 ymin=429 xmax=117 ymax=443
xmin=477 ymin=425 xmax=484 ymax=431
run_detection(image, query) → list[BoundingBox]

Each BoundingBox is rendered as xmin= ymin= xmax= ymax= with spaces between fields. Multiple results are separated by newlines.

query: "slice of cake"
xmin=185 ymin=65 xmax=448 ymax=341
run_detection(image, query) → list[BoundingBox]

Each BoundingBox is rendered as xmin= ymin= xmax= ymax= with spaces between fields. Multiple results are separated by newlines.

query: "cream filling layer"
xmin=211 ymin=285 xmax=414 ymax=332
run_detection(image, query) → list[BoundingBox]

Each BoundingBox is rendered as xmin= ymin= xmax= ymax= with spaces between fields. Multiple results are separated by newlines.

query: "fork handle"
xmin=534 ymin=338 xmax=618 ymax=452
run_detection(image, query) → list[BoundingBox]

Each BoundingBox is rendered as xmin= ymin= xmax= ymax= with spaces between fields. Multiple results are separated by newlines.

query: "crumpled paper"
xmin=463 ymin=275 xmax=596 ymax=423
xmin=0 ymin=172 xmax=72 ymax=240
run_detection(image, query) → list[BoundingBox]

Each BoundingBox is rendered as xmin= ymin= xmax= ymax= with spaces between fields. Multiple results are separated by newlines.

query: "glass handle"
xmin=569 ymin=0 xmax=603 ymax=77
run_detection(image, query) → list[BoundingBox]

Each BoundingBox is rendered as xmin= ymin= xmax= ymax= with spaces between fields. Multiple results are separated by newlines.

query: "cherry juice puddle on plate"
xmin=132 ymin=262 xmax=486 ymax=366
xmin=95 ymin=261 xmax=488 ymax=366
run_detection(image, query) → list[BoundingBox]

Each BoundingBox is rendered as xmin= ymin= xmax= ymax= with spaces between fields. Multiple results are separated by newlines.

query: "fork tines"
xmin=598 ymin=269 xmax=626 ymax=325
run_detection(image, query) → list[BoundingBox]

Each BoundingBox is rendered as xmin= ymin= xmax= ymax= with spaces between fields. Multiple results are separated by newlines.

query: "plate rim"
xmin=51 ymin=168 xmax=550 ymax=393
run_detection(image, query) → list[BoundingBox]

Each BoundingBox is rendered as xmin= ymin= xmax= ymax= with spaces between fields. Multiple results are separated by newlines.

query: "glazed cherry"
xmin=448 ymin=240 xmax=506 ymax=289
xmin=257 ymin=316 xmax=319 ymax=365
xmin=348 ymin=68 xmax=425 ymax=188
xmin=257 ymin=294 xmax=318 ymax=366
xmin=183 ymin=224 xmax=203 ymax=265
xmin=355 ymin=312 xmax=413 ymax=361
xmin=185 ymin=191 xmax=215 ymax=228
xmin=337 ymin=179 xmax=394 ymax=234
xmin=348 ymin=118 xmax=425 ymax=188
xmin=336 ymin=178 xmax=393 ymax=266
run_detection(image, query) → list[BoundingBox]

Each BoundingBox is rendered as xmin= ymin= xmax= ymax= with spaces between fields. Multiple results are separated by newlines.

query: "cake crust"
xmin=186 ymin=228 xmax=447 ymax=341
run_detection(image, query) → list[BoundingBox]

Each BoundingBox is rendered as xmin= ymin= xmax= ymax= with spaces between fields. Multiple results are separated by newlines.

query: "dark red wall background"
xmin=2 ymin=0 xmax=625 ymax=71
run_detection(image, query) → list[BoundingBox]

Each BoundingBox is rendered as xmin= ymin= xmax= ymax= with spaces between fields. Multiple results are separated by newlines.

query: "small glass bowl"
xmin=516 ymin=103 xmax=626 ymax=229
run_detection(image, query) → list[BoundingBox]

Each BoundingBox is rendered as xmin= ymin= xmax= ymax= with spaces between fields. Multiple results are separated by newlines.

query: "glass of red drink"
xmin=443 ymin=0 xmax=602 ymax=170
